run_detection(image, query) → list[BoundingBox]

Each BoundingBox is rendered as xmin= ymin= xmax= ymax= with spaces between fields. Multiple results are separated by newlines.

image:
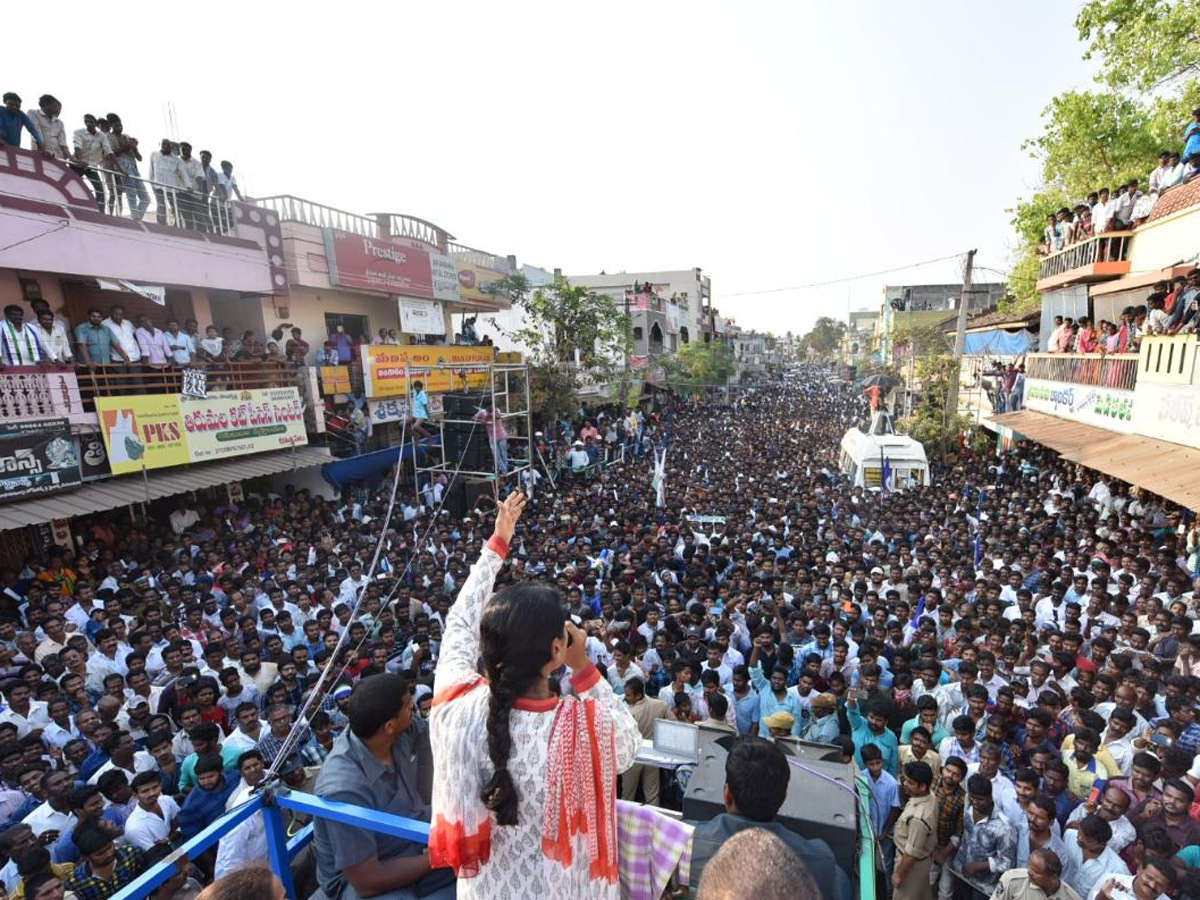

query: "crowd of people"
xmin=1043 ymin=270 xmax=1200 ymax=363
xmin=1 ymin=91 xmax=244 ymax=228
xmin=0 ymin=367 xmax=1195 ymax=900
xmin=1041 ymin=109 xmax=1200 ymax=257
xmin=0 ymin=300 xmax=331 ymax=371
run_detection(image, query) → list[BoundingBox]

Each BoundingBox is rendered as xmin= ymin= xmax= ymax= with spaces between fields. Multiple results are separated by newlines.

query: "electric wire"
xmin=319 ymin=414 xmax=483 ymax=698
xmin=260 ymin=414 xmax=408 ymax=782
xmin=722 ymin=252 xmax=968 ymax=297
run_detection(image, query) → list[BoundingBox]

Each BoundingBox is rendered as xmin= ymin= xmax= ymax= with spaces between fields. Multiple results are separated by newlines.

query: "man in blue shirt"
xmin=0 ymin=93 xmax=45 ymax=153
xmin=848 ymin=695 xmax=900 ymax=775
xmin=409 ymin=379 xmax=431 ymax=439
xmin=74 ymin=309 xmax=114 ymax=368
xmin=863 ymin=743 xmax=901 ymax=880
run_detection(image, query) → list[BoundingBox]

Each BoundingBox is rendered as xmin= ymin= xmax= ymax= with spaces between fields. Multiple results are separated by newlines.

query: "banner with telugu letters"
xmin=360 ymin=344 xmax=493 ymax=397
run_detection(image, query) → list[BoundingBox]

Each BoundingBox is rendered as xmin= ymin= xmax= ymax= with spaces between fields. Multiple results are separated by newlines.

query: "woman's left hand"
xmin=494 ymin=490 xmax=527 ymax=546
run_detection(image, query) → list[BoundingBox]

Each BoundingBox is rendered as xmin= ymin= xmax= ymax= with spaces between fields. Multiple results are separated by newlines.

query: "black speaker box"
xmin=442 ymin=392 xmax=486 ymax=418
xmin=442 ymin=424 xmax=490 ymax=469
xmin=442 ymin=479 xmax=467 ymax=519
xmin=682 ymin=734 xmax=860 ymax=874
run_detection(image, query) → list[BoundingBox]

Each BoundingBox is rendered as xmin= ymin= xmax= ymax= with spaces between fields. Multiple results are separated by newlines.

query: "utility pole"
xmin=621 ymin=288 xmax=631 ymax=408
xmin=944 ymin=249 xmax=975 ymax=422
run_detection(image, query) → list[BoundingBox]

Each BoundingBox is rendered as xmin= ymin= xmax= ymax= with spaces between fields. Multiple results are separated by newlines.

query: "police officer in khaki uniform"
xmin=893 ymin=760 xmax=939 ymax=900
xmin=991 ymin=849 xmax=1084 ymax=900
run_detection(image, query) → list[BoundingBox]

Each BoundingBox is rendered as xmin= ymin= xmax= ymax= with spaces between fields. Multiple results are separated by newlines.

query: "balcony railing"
xmin=256 ymin=194 xmax=380 ymax=239
xmin=447 ymin=241 xmax=515 ymax=273
xmin=75 ymin=361 xmax=301 ymax=404
xmin=1025 ymin=352 xmax=1139 ymax=390
xmin=87 ymin=166 xmax=237 ymax=236
xmin=1037 ymin=231 xmax=1132 ymax=282
xmin=371 ymin=212 xmax=455 ymax=251
xmin=629 ymin=292 xmax=665 ymax=312
xmin=0 ymin=367 xmax=88 ymax=423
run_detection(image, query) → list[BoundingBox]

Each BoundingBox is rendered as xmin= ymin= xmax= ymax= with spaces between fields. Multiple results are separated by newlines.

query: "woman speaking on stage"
xmin=429 ymin=490 xmax=641 ymax=899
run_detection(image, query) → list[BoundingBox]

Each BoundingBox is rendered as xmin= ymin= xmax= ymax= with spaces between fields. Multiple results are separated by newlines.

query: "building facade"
xmin=0 ymin=145 xmax=540 ymax=560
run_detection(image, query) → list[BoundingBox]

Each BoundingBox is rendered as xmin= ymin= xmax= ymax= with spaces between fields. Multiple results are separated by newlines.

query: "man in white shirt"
xmin=124 ymin=772 xmax=180 ymax=851
xmin=169 ymin=502 xmax=201 ymax=536
xmin=72 ymin=113 xmax=114 ymax=213
xmin=1087 ymin=859 xmax=1176 ymax=900
xmin=27 ymin=95 xmax=69 ymax=159
xmin=0 ymin=681 xmax=50 ymax=738
xmin=225 ymin=702 xmax=268 ymax=753
xmin=23 ymin=771 xmax=76 ymax=838
xmin=215 ymin=159 xmax=244 ymax=202
xmin=88 ymin=731 xmax=157 ymax=785
xmin=148 ymin=139 xmax=185 ymax=226
xmin=0 ymin=305 xmax=46 ymax=366
xmin=101 ymin=305 xmax=141 ymax=365
xmin=32 ymin=309 xmax=71 ymax=364
xmin=1092 ymin=188 xmax=1113 ymax=234
xmin=214 ymin=750 xmax=269 ymax=878
xmin=338 ymin=563 xmax=370 ymax=605
xmin=164 ymin=319 xmax=196 ymax=365
xmin=607 ymin=641 xmax=646 ymax=694
xmin=568 ymin=441 xmax=590 ymax=472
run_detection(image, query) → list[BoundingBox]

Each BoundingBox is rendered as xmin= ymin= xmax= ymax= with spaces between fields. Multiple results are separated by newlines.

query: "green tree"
xmin=799 ymin=316 xmax=846 ymax=359
xmin=1077 ymin=0 xmax=1200 ymax=90
xmin=892 ymin=319 xmax=951 ymax=358
xmin=1021 ymin=90 xmax=1163 ymax=197
xmin=490 ymin=274 xmax=632 ymax=421
xmin=897 ymin=354 xmax=985 ymax=461
xmin=1005 ymin=3 xmax=1200 ymax=306
xmin=662 ymin=340 xmax=736 ymax=389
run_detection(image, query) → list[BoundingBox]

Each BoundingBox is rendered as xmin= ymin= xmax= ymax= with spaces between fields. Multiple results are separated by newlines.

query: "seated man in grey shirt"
xmin=690 ymin=737 xmax=852 ymax=900
xmin=313 ymin=673 xmax=455 ymax=900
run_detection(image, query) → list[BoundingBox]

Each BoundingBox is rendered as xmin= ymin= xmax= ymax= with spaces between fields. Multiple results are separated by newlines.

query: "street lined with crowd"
xmin=0 ymin=367 xmax=1197 ymax=900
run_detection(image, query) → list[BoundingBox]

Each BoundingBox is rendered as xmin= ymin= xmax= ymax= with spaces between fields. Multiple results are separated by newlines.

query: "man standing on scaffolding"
xmin=474 ymin=403 xmax=508 ymax=475
xmin=409 ymin=380 xmax=432 ymax=439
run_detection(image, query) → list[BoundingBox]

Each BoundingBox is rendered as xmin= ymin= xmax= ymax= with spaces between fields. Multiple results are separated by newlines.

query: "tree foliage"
xmin=892 ymin=319 xmax=951 ymax=358
xmin=1077 ymin=0 xmax=1200 ymax=90
xmin=798 ymin=316 xmax=846 ymax=359
xmin=1005 ymin=3 xmax=1200 ymax=305
xmin=897 ymin=354 xmax=978 ymax=461
xmin=491 ymin=274 xmax=632 ymax=421
xmin=662 ymin=340 xmax=736 ymax=388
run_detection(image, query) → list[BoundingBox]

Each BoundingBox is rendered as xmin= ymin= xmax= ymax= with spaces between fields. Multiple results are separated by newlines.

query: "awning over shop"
xmin=322 ymin=440 xmax=438 ymax=490
xmin=991 ymin=410 xmax=1200 ymax=508
xmin=0 ymin=446 xmax=334 ymax=532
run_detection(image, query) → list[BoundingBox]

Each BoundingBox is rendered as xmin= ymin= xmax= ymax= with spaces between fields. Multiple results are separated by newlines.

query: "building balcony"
xmin=259 ymin=196 xmax=510 ymax=311
xmin=628 ymin=292 xmax=665 ymax=313
xmin=74 ymin=360 xmax=302 ymax=405
xmin=1035 ymin=232 xmax=1132 ymax=292
xmin=1 ymin=361 xmax=303 ymax=425
xmin=1024 ymin=351 xmax=1139 ymax=391
xmin=0 ymin=147 xmax=287 ymax=295
xmin=257 ymin=196 xmax=456 ymax=254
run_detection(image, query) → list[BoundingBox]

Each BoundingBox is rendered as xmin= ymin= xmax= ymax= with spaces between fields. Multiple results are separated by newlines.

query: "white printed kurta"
xmin=430 ymin=540 xmax=642 ymax=899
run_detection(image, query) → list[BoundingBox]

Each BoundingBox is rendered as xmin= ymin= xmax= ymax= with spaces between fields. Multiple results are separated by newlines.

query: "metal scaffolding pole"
xmin=409 ymin=361 xmax=535 ymax=512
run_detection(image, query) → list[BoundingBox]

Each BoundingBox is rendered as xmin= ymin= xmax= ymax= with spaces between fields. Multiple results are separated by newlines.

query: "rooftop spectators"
xmin=1 ymin=88 xmax=246 ymax=233
xmin=1040 ymin=109 xmax=1200 ymax=259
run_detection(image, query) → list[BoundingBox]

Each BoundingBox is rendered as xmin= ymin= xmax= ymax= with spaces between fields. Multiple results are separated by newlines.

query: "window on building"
xmin=633 ymin=326 xmax=644 ymax=341
xmin=680 ymin=326 xmax=690 ymax=344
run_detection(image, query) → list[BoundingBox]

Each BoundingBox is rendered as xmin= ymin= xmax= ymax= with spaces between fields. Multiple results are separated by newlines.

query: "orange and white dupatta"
xmin=428 ymin=674 xmax=619 ymax=886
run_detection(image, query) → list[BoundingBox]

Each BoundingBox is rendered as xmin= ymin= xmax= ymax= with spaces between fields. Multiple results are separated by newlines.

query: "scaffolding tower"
xmin=409 ymin=361 xmax=535 ymax=506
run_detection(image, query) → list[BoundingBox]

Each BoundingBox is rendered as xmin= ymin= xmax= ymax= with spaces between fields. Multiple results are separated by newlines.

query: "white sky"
xmin=5 ymin=1 xmax=1095 ymax=336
